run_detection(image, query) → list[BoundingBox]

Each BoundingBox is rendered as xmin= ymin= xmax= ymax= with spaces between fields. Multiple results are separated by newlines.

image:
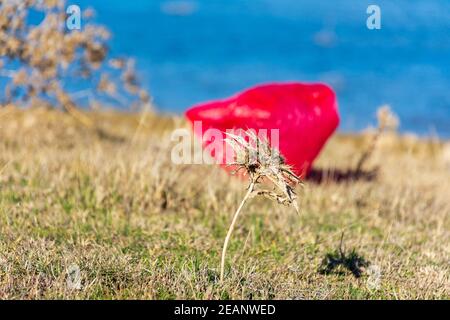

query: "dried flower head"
xmin=225 ymin=130 xmax=301 ymax=213
xmin=377 ymin=105 xmax=399 ymax=132
xmin=355 ymin=105 xmax=400 ymax=173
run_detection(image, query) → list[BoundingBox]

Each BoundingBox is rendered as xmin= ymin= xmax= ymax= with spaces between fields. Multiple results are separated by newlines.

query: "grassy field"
xmin=0 ymin=106 xmax=448 ymax=299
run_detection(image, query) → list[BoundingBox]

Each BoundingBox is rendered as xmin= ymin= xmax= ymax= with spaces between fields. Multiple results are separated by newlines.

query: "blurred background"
xmin=69 ymin=0 xmax=450 ymax=136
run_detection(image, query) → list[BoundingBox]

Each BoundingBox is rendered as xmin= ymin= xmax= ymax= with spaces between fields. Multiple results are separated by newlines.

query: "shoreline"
xmin=2 ymin=105 xmax=449 ymax=142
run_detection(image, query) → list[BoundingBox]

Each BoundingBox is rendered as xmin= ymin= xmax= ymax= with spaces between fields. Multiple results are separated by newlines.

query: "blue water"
xmin=72 ymin=0 xmax=450 ymax=136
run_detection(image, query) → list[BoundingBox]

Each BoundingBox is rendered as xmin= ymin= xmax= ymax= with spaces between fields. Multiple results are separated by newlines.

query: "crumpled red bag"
xmin=185 ymin=82 xmax=339 ymax=177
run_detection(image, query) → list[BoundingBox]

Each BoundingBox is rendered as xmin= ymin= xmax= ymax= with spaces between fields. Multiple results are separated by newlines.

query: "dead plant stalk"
xmin=220 ymin=130 xmax=301 ymax=282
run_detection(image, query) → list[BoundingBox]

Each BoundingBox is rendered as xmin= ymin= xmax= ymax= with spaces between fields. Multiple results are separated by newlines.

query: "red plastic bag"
xmin=185 ymin=82 xmax=339 ymax=177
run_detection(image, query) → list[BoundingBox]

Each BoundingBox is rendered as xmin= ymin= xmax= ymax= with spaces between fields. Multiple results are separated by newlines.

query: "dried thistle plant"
xmin=220 ymin=130 xmax=301 ymax=281
xmin=355 ymin=105 xmax=399 ymax=173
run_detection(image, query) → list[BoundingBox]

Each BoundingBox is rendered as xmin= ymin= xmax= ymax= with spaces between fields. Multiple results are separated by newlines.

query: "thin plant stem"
xmin=220 ymin=181 xmax=255 ymax=282
xmin=355 ymin=127 xmax=382 ymax=173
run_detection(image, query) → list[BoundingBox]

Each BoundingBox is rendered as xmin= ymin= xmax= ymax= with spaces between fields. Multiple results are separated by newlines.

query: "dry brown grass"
xmin=0 ymin=106 xmax=448 ymax=299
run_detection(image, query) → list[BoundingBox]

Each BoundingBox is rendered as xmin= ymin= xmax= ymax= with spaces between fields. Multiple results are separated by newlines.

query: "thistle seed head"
xmin=225 ymin=129 xmax=301 ymax=213
xmin=377 ymin=105 xmax=399 ymax=132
